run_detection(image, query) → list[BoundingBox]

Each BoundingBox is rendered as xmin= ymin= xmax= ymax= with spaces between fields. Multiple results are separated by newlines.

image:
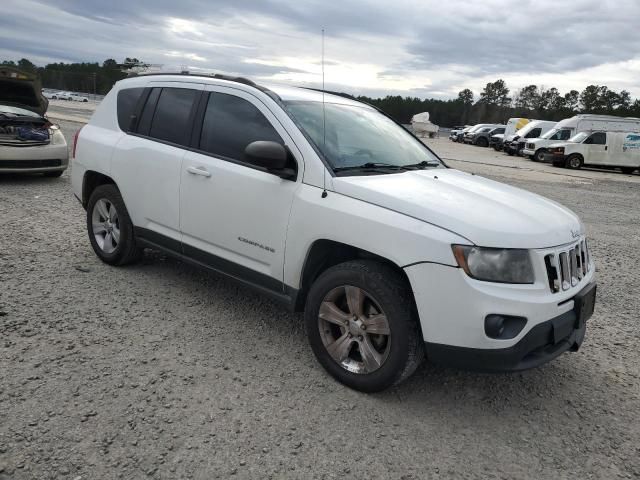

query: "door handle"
xmin=186 ymin=166 xmax=211 ymax=177
xmin=604 ymin=146 xmax=608 ymax=151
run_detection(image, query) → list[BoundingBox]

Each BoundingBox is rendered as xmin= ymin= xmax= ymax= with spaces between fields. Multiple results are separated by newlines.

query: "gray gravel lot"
xmin=1 ymin=120 xmax=639 ymax=479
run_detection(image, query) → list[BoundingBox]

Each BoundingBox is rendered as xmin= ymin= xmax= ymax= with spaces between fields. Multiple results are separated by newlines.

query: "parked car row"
xmin=450 ymin=114 xmax=640 ymax=174
xmin=42 ymin=89 xmax=89 ymax=102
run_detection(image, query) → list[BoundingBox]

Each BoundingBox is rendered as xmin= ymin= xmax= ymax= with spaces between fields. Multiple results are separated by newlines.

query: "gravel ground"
xmin=1 ymin=121 xmax=639 ymax=479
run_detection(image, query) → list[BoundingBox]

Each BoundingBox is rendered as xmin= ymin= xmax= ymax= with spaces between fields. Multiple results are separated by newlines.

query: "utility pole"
xmin=92 ymin=72 xmax=97 ymax=94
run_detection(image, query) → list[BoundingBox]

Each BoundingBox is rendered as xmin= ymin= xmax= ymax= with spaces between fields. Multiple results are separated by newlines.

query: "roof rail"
xmin=134 ymin=71 xmax=257 ymax=87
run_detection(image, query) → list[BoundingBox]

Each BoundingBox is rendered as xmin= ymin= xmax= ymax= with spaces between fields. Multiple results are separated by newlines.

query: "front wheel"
xmin=534 ymin=149 xmax=547 ymax=162
xmin=305 ymin=260 xmax=424 ymax=392
xmin=86 ymin=184 xmax=141 ymax=265
xmin=566 ymin=154 xmax=583 ymax=170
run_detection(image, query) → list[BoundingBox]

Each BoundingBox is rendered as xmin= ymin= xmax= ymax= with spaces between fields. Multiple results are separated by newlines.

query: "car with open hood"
xmin=0 ymin=67 xmax=68 ymax=176
xmin=71 ymin=74 xmax=597 ymax=392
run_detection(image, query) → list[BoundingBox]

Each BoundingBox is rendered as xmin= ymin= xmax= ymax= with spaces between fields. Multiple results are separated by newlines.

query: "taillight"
xmin=72 ymin=126 xmax=83 ymax=159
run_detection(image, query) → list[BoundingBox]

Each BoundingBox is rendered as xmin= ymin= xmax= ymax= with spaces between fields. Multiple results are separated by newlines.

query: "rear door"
xmin=111 ymin=82 xmax=203 ymax=245
xmin=583 ymin=131 xmax=607 ymax=165
xmin=179 ymin=86 xmax=302 ymax=290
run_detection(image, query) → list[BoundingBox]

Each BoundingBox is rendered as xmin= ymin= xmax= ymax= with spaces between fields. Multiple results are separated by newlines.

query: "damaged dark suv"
xmin=0 ymin=67 xmax=68 ymax=177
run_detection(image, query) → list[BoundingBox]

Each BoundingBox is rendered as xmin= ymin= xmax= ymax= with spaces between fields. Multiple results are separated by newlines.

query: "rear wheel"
xmin=475 ymin=137 xmax=489 ymax=147
xmin=566 ymin=154 xmax=584 ymax=170
xmin=86 ymin=184 xmax=141 ymax=265
xmin=305 ymin=260 xmax=424 ymax=392
xmin=534 ymin=149 xmax=547 ymax=162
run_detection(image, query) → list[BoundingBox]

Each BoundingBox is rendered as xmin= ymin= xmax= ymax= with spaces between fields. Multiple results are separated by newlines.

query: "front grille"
xmin=544 ymin=239 xmax=591 ymax=293
xmin=0 ymin=159 xmax=62 ymax=168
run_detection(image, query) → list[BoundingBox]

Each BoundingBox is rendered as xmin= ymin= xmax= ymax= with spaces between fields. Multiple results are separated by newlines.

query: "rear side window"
xmin=147 ymin=88 xmax=199 ymax=146
xmin=199 ymin=92 xmax=282 ymax=164
xmin=116 ymin=87 xmax=144 ymax=131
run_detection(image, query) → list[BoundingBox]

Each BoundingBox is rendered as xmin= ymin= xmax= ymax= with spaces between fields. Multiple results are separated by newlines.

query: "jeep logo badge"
xmin=571 ymin=229 xmax=581 ymax=239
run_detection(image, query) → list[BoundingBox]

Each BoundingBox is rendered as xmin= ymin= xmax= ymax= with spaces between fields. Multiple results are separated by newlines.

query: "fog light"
xmin=485 ymin=315 xmax=527 ymax=339
xmin=485 ymin=315 xmax=505 ymax=338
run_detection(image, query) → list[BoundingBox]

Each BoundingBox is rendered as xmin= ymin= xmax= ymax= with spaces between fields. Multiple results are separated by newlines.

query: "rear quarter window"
xmin=116 ymin=87 xmax=144 ymax=132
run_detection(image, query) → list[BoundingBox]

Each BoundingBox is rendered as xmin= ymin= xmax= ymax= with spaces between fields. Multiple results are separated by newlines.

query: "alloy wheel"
xmin=318 ymin=285 xmax=391 ymax=374
xmin=91 ymin=198 xmax=120 ymax=254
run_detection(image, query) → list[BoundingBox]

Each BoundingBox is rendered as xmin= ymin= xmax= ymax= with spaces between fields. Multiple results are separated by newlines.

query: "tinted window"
xmin=199 ymin=93 xmax=282 ymax=164
xmin=526 ymin=128 xmax=542 ymax=138
xmin=147 ymin=88 xmax=198 ymax=146
xmin=586 ymin=132 xmax=606 ymax=145
xmin=137 ymin=88 xmax=161 ymax=135
xmin=492 ymin=128 xmax=505 ymax=134
xmin=117 ymin=87 xmax=144 ymax=131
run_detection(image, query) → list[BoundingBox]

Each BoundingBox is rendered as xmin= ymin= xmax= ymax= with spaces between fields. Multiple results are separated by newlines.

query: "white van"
xmin=523 ymin=115 xmax=640 ymax=162
xmin=504 ymin=120 xmax=556 ymax=155
xmin=547 ymin=130 xmax=640 ymax=173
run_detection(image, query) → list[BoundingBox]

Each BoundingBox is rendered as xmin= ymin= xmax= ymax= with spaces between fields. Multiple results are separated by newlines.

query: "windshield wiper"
xmin=401 ymin=160 xmax=441 ymax=169
xmin=333 ymin=162 xmax=409 ymax=172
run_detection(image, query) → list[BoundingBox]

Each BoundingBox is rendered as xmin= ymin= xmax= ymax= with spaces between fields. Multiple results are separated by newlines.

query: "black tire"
xmin=86 ymin=184 xmax=141 ymax=266
xmin=565 ymin=154 xmax=583 ymax=170
xmin=305 ymin=260 xmax=424 ymax=392
xmin=621 ymin=167 xmax=636 ymax=174
xmin=475 ymin=137 xmax=489 ymax=147
xmin=43 ymin=170 xmax=63 ymax=178
xmin=506 ymin=148 xmax=514 ymax=156
xmin=534 ymin=149 xmax=547 ymax=162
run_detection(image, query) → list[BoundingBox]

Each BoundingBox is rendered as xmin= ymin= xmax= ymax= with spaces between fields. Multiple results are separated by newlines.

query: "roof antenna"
xmin=321 ymin=28 xmax=328 ymax=199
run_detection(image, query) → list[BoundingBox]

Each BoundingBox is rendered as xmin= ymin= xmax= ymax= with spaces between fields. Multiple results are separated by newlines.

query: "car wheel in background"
xmin=534 ymin=149 xmax=547 ymax=162
xmin=475 ymin=137 xmax=489 ymax=147
xmin=565 ymin=154 xmax=584 ymax=170
xmin=86 ymin=184 xmax=141 ymax=266
xmin=42 ymin=171 xmax=63 ymax=178
xmin=305 ymin=260 xmax=424 ymax=392
xmin=621 ymin=167 xmax=636 ymax=174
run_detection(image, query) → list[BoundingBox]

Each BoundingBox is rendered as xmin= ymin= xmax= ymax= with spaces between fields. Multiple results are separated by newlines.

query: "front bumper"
xmin=521 ymin=148 xmax=535 ymax=156
xmin=404 ymin=259 xmax=596 ymax=370
xmin=0 ymin=143 xmax=68 ymax=173
xmin=426 ymin=295 xmax=592 ymax=372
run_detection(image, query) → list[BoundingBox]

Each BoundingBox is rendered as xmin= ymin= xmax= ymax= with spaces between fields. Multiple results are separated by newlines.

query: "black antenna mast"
xmin=321 ymin=28 xmax=328 ymax=198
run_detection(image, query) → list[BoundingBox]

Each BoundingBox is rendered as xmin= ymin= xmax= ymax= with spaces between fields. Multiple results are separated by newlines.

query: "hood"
xmin=0 ymin=67 xmax=48 ymax=116
xmin=332 ymin=169 xmax=583 ymax=249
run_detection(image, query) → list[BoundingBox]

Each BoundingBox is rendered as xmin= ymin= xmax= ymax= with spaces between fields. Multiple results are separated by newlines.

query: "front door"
xmin=179 ymin=87 xmax=302 ymax=291
xmin=584 ymin=131 xmax=607 ymax=165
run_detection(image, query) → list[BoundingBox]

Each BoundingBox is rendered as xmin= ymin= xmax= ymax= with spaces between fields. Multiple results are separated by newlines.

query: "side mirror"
xmin=244 ymin=141 xmax=296 ymax=180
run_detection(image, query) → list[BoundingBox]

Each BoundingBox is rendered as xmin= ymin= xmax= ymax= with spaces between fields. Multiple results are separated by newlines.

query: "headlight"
xmin=50 ymin=127 xmax=66 ymax=145
xmin=452 ymin=245 xmax=534 ymax=284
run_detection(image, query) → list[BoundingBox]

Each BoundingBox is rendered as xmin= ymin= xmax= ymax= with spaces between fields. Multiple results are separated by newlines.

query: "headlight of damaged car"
xmin=452 ymin=245 xmax=534 ymax=284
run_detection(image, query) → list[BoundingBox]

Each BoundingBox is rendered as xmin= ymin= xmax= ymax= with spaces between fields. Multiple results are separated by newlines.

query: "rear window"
xmin=116 ymin=87 xmax=144 ymax=132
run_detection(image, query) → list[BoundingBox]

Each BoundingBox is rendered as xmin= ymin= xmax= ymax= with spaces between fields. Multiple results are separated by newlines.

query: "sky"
xmin=2 ymin=0 xmax=640 ymax=100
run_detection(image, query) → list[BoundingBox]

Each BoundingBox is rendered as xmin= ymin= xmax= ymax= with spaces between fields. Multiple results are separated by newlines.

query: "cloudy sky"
xmin=2 ymin=0 xmax=639 ymax=99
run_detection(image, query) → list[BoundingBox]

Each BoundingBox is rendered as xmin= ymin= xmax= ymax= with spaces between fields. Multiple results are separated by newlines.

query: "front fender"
xmin=283 ymin=184 xmax=467 ymax=288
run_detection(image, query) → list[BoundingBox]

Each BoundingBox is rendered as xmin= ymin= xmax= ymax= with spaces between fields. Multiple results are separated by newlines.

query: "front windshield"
xmin=569 ymin=132 xmax=589 ymax=143
xmin=284 ymin=101 xmax=442 ymax=171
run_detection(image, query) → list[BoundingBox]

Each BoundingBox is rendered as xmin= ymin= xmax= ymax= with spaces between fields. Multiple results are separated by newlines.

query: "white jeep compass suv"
xmin=71 ymin=74 xmax=597 ymax=392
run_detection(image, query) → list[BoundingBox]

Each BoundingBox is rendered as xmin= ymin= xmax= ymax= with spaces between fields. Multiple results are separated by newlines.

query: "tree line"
xmin=3 ymin=58 xmax=639 ymax=126
xmin=359 ymin=79 xmax=640 ymax=127
xmin=1 ymin=58 xmax=141 ymax=96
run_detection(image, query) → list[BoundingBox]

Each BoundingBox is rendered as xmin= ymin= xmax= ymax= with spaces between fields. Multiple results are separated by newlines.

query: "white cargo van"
xmin=504 ymin=120 xmax=556 ymax=155
xmin=547 ymin=130 xmax=640 ymax=173
xmin=523 ymin=115 xmax=640 ymax=161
